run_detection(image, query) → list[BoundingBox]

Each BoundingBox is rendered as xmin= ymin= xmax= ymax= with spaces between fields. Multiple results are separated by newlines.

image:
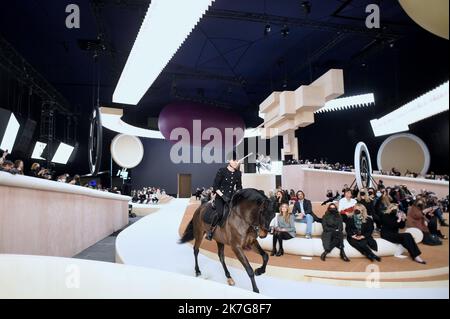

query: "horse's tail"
xmin=179 ymin=218 xmax=195 ymax=244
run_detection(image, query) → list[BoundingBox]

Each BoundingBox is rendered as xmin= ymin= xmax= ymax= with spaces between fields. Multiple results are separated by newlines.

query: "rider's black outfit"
xmin=206 ymin=166 xmax=242 ymax=240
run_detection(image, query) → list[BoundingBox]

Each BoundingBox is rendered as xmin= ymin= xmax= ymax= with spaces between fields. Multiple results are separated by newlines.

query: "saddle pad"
xmin=202 ymin=202 xmax=230 ymax=227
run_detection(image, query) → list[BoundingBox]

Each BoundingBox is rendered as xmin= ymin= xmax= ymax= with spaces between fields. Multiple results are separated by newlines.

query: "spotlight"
xmin=264 ymin=24 xmax=271 ymax=36
xmin=281 ymin=25 xmax=290 ymax=38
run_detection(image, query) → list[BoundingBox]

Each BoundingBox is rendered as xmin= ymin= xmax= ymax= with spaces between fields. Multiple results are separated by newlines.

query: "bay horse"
xmin=179 ymin=188 xmax=274 ymax=293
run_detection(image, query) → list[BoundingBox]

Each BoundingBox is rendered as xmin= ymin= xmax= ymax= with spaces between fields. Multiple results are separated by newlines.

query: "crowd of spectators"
xmin=1 ymin=149 xmax=122 ymax=194
xmin=196 ymin=176 xmax=448 ymax=264
xmin=283 ymin=157 xmax=449 ymax=181
xmin=380 ymin=168 xmax=449 ymax=181
xmin=131 ymin=186 xmax=166 ymax=204
xmin=284 ymin=158 xmax=354 ymax=172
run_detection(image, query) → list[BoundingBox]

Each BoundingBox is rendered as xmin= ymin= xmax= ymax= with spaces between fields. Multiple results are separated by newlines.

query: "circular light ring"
xmin=377 ymin=133 xmax=430 ymax=176
xmin=89 ymin=106 xmax=103 ymax=175
xmin=354 ymin=142 xmax=373 ymax=189
xmin=110 ymin=134 xmax=144 ymax=169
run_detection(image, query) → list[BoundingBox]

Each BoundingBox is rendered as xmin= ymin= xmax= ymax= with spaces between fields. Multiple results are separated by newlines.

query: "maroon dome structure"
xmin=158 ymin=102 xmax=246 ymax=147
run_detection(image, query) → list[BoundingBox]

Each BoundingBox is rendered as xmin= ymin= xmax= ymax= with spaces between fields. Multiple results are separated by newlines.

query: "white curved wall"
xmin=0 ymin=255 xmax=262 ymax=299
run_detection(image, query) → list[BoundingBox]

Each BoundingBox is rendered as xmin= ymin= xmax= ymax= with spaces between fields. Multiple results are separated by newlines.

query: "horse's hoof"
xmin=227 ymin=278 xmax=235 ymax=286
xmin=253 ymin=288 xmax=260 ymax=294
xmin=195 ymin=271 xmax=202 ymax=277
xmin=255 ymin=268 xmax=265 ymax=276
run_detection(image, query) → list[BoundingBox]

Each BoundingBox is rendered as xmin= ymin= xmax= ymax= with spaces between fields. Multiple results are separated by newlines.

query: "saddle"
xmin=202 ymin=201 xmax=230 ymax=227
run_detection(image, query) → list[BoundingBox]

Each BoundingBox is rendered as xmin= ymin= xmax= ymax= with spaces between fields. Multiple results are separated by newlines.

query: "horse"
xmin=179 ymin=188 xmax=275 ymax=293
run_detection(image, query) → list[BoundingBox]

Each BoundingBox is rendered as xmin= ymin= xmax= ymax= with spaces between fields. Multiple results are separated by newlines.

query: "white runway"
xmin=116 ymin=199 xmax=449 ymax=299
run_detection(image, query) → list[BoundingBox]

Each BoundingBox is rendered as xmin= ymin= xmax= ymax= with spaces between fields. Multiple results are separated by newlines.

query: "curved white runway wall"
xmin=0 ymin=255 xmax=262 ymax=299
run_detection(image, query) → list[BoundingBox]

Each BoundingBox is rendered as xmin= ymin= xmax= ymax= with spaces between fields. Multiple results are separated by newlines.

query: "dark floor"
xmin=73 ymin=216 xmax=141 ymax=263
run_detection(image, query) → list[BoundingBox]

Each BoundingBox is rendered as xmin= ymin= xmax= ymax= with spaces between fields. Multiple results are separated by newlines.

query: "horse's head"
xmin=256 ymin=198 xmax=275 ymax=238
xmin=231 ymin=188 xmax=275 ymax=238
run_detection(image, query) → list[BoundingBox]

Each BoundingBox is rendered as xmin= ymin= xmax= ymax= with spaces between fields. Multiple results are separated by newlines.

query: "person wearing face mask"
xmin=380 ymin=204 xmax=426 ymax=264
xmin=346 ymin=204 xmax=380 ymax=261
xmin=320 ymin=203 xmax=350 ymax=262
xmin=374 ymin=187 xmax=390 ymax=224
xmin=406 ymin=199 xmax=443 ymax=246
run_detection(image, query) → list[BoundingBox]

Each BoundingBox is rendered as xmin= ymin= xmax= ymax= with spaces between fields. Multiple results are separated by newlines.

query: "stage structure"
xmin=258 ymin=69 xmax=344 ymax=160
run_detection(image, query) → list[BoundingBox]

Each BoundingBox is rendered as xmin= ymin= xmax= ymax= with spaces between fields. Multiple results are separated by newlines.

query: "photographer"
xmin=407 ymin=199 xmax=443 ymax=245
xmin=346 ymin=204 xmax=380 ymax=262
xmin=380 ymin=204 xmax=426 ymax=264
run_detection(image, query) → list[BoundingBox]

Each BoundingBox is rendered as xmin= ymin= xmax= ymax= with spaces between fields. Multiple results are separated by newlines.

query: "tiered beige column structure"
xmin=259 ymin=69 xmax=344 ymax=160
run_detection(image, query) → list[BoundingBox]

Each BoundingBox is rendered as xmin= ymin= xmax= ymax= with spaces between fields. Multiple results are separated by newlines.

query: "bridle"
xmin=250 ymin=201 xmax=270 ymax=237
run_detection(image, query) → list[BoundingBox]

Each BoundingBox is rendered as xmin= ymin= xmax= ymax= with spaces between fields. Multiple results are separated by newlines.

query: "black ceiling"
xmin=0 ymin=0 xmax=448 ymax=173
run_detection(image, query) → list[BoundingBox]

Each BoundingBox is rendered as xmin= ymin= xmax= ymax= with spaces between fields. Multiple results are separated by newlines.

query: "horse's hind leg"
xmin=252 ymin=241 xmax=269 ymax=276
xmin=231 ymin=246 xmax=259 ymax=293
xmin=216 ymin=242 xmax=235 ymax=286
xmin=193 ymin=227 xmax=204 ymax=277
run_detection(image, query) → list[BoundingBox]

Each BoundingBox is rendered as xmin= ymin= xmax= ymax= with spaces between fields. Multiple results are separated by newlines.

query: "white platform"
xmin=115 ymin=199 xmax=448 ymax=298
xmin=0 ymin=254 xmax=262 ymax=299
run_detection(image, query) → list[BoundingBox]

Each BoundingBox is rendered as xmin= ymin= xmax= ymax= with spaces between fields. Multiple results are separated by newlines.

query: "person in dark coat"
xmin=346 ymin=203 xmax=381 ymax=262
xmin=320 ymin=203 xmax=350 ymax=262
xmin=206 ymin=157 xmax=242 ymax=240
xmin=380 ymin=203 xmax=426 ymax=264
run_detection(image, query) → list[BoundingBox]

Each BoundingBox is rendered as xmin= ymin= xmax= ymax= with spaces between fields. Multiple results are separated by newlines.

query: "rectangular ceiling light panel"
xmin=113 ymin=0 xmax=215 ymax=105
xmin=51 ymin=142 xmax=75 ymax=164
xmin=371 ymin=81 xmax=449 ymax=137
xmin=0 ymin=113 xmax=20 ymax=152
xmin=31 ymin=141 xmax=47 ymax=160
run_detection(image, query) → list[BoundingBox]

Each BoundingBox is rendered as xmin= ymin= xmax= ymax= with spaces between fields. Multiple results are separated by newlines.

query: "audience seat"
xmin=258 ymin=227 xmax=423 ymax=258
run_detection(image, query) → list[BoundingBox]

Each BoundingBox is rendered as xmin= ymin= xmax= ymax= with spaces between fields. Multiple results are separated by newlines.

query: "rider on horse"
xmin=206 ymin=155 xmax=242 ymax=240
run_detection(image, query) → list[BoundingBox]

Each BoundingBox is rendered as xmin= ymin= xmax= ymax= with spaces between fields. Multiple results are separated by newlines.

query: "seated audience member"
xmin=374 ymin=188 xmax=390 ymax=227
xmin=338 ymin=188 xmax=357 ymax=222
xmin=346 ymin=204 xmax=380 ymax=262
xmin=320 ymin=203 xmax=350 ymax=262
xmin=272 ymin=190 xmax=289 ymax=214
xmin=69 ymin=174 xmax=81 ymax=186
xmin=292 ymin=191 xmax=317 ymax=239
xmin=357 ymin=188 xmax=377 ymax=227
xmin=30 ymin=163 xmax=50 ymax=179
xmin=1 ymin=160 xmax=17 ymax=174
xmin=271 ymin=203 xmax=296 ymax=257
xmin=367 ymin=187 xmax=376 ymax=200
xmin=131 ymin=191 xmax=139 ymax=203
xmin=194 ymin=188 xmax=202 ymax=201
xmin=380 ymin=204 xmax=426 ymax=264
xmin=426 ymin=195 xmax=448 ymax=227
xmin=406 ymin=199 xmax=443 ymax=245
xmin=14 ymin=160 xmax=24 ymax=175
xmin=288 ymin=189 xmax=297 ymax=203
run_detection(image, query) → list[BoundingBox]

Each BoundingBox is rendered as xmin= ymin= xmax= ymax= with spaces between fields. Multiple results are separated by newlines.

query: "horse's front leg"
xmin=231 ymin=245 xmax=259 ymax=293
xmin=251 ymin=241 xmax=268 ymax=276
